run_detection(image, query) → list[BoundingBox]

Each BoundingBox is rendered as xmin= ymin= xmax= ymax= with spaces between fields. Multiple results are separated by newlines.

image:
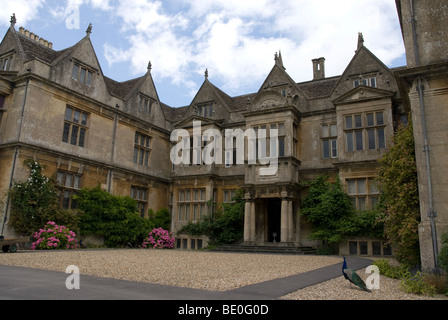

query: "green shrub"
xmin=438 ymin=230 xmax=448 ymax=273
xmin=30 ymin=221 xmax=79 ymax=250
xmin=301 ymin=176 xmax=382 ymax=245
xmin=401 ymin=270 xmax=436 ymax=296
xmin=177 ymin=189 xmax=244 ymax=246
xmin=373 ymin=258 xmax=407 ymax=279
xmin=376 ymin=121 xmax=421 ymax=267
xmin=301 ymin=176 xmax=354 ymax=244
xmin=423 ymin=272 xmax=448 ymax=296
xmin=75 ymin=186 xmax=154 ymax=247
xmin=9 ymin=160 xmax=79 ymax=235
xmin=148 ymin=208 xmax=171 ymax=231
xmin=374 ymin=258 xmax=447 ymax=296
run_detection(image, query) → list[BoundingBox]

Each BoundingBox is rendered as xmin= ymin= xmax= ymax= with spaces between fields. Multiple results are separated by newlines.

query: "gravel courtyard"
xmin=1 ymin=249 xmax=446 ymax=300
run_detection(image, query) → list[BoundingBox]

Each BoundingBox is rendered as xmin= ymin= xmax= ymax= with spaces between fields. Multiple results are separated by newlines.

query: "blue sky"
xmin=1 ymin=0 xmax=406 ymax=108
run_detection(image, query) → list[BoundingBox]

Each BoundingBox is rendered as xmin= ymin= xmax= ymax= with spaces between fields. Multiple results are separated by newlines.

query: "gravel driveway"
xmin=1 ymin=249 xmax=446 ymax=300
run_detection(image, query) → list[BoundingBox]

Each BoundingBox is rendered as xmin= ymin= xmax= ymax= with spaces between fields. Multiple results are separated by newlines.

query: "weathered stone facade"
xmin=395 ymin=0 xmax=448 ymax=270
xmin=0 ymin=13 xmax=415 ymax=258
xmin=0 ymin=20 xmax=172 ymax=238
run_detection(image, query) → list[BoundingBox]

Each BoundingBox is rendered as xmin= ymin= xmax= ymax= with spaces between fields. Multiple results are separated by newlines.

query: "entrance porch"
xmin=243 ymin=193 xmax=297 ymax=245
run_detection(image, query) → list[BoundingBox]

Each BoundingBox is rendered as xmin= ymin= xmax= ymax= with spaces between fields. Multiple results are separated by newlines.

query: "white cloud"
xmin=66 ymin=0 xmax=113 ymax=11
xmin=2 ymin=0 xmax=405 ymax=105
xmin=0 ymin=0 xmax=45 ymax=27
xmin=104 ymin=0 xmax=194 ymax=91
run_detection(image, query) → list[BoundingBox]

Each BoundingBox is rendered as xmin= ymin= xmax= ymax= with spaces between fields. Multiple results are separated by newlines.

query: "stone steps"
xmin=212 ymin=244 xmax=316 ymax=255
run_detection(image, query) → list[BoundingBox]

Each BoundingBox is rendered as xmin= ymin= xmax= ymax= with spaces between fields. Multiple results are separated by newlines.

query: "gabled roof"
xmin=332 ymin=85 xmax=395 ymax=105
xmin=297 ymin=76 xmax=340 ymax=100
xmin=162 ymin=104 xmax=188 ymax=123
xmin=208 ymin=81 xmax=235 ymax=110
xmin=174 ymin=113 xmax=223 ymax=129
xmin=8 ymin=25 xmax=154 ymax=104
xmin=103 ymin=76 xmax=145 ymax=100
xmin=183 ymin=77 xmax=235 ymax=117
xmin=232 ymin=93 xmax=256 ymax=110
xmin=329 ymin=41 xmax=395 ymax=98
xmin=10 ymin=28 xmax=70 ymax=64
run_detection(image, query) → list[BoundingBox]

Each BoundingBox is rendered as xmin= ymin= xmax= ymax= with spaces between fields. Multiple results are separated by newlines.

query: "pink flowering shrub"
xmin=31 ymin=221 xmax=79 ymax=250
xmin=141 ymin=227 xmax=174 ymax=249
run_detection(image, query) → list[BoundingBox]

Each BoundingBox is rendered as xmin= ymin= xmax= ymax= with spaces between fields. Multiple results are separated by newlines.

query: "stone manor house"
xmin=1 ymin=1 xmax=446 ymax=267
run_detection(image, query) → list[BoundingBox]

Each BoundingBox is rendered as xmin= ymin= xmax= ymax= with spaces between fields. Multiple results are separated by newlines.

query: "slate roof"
xmin=297 ymin=76 xmax=340 ymax=99
xmin=14 ymin=31 xmax=69 ymax=64
xmin=232 ymin=93 xmax=257 ymax=110
xmin=161 ymin=103 xmax=188 ymax=123
xmin=8 ymin=28 xmax=349 ymax=124
xmin=103 ymin=76 xmax=144 ymax=100
xmin=209 ymin=82 xmax=236 ymax=110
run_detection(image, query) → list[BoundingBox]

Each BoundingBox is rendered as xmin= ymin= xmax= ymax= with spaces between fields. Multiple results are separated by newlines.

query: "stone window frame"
xmin=0 ymin=95 xmax=5 ymax=128
xmin=62 ymin=106 xmax=89 ymax=148
xmin=197 ymin=102 xmax=214 ymax=119
xmin=0 ymin=53 xmax=13 ymax=71
xmin=178 ymin=188 xmax=206 ymax=222
xmin=223 ymin=189 xmax=236 ymax=203
xmin=321 ymin=123 xmax=338 ymax=159
xmin=130 ymin=185 xmax=148 ymax=217
xmin=293 ymin=122 xmax=299 ymax=159
xmin=56 ymin=170 xmax=82 ymax=210
xmin=252 ymin=122 xmax=286 ymax=160
xmin=133 ymin=132 xmax=152 ymax=166
xmin=138 ymin=93 xmax=154 ymax=114
xmin=225 ymin=136 xmax=237 ymax=168
xmin=346 ymin=177 xmax=380 ymax=211
xmin=344 ymin=111 xmax=386 ymax=152
xmin=366 ymin=111 xmax=386 ymax=150
xmin=71 ymin=61 xmax=94 ymax=86
xmin=353 ymin=76 xmax=377 ymax=88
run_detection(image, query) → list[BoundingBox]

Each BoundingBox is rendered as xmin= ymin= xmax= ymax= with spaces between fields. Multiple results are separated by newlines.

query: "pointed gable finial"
xmin=86 ymin=23 xmax=93 ymax=37
xmin=147 ymin=61 xmax=152 ymax=72
xmin=357 ymin=32 xmax=364 ymax=51
xmin=10 ymin=13 xmax=17 ymax=28
xmin=275 ymin=50 xmax=286 ymax=70
xmin=205 ymin=68 xmax=209 ymax=79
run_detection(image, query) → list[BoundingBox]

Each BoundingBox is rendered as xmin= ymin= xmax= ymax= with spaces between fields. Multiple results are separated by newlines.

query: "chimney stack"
xmin=312 ymin=57 xmax=326 ymax=80
xmin=18 ymin=27 xmax=54 ymax=49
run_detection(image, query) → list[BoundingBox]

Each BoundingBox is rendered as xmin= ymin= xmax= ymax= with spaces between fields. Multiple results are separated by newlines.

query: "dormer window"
xmin=72 ymin=63 xmax=93 ymax=86
xmin=353 ymin=77 xmax=377 ymax=88
xmin=0 ymin=54 xmax=12 ymax=71
xmin=199 ymin=104 xmax=213 ymax=118
xmin=138 ymin=94 xmax=153 ymax=114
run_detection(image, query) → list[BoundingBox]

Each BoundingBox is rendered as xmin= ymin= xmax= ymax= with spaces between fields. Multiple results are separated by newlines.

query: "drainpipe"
xmin=1 ymin=70 xmax=31 ymax=236
xmin=416 ymin=80 xmax=438 ymax=268
xmin=409 ymin=0 xmax=420 ymax=67
xmin=107 ymin=107 xmax=119 ymax=193
xmin=410 ymin=0 xmax=438 ymax=268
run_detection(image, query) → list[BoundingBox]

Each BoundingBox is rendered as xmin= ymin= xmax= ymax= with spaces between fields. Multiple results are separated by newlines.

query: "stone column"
xmin=244 ymin=200 xmax=252 ymax=243
xmin=288 ymin=200 xmax=294 ymax=242
xmin=281 ymin=198 xmax=289 ymax=243
xmin=250 ymin=201 xmax=256 ymax=242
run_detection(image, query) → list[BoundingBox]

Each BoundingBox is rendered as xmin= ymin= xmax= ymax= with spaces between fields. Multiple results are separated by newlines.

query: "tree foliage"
xmin=438 ymin=230 xmax=448 ymax=273
xmin=177 ymin=189 xmax=245 ymax=246
xmin=75 ymin=186 xmax=154 ymax=247
xmin=148 ymin=207 xmax=171 ymax=231
xmin=376 ymin=120 xmax=420 ymax=267
xmin=9 ymin=160 xmax=78 ymax=235
xmin=301 ymin=176 xmax=353 ymax=244
xmin=301 ymin=176 xmax=383 ymax=246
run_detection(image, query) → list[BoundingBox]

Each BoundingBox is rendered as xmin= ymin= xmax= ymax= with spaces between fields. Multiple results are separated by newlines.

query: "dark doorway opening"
xmin=267 ymin=199 xmax=281 ymax=242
